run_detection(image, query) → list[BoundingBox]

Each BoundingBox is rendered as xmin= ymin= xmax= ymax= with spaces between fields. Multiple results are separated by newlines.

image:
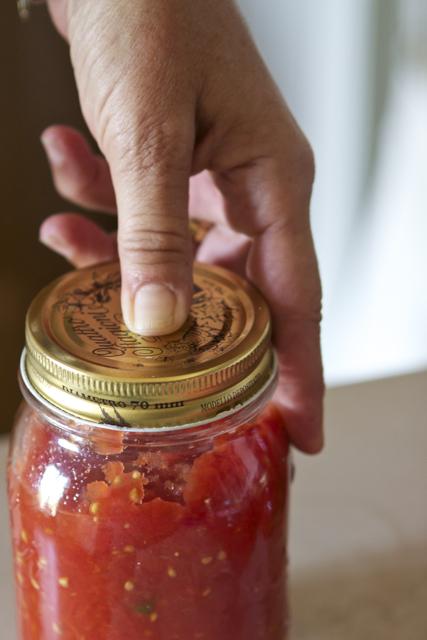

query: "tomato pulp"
xmin=8 ymin=405 xmax=289 ymax=640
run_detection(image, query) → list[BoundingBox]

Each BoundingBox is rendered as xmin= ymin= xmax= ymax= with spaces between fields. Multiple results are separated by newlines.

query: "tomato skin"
xmin=8 ymin=403 xmax=290 ymax=640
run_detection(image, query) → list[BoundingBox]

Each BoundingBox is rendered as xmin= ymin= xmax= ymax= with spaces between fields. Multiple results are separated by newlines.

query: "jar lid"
xmin=23 ymin=261 xmax=275 ymax=429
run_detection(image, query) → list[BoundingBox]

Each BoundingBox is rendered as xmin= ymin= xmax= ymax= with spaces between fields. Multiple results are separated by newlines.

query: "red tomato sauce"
xmin=9 ymin=406 xmax=289 ymax=640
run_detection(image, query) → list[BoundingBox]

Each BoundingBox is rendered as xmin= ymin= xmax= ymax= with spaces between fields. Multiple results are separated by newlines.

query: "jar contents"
xmin=9 ymin=403 xmax=289 ymax=640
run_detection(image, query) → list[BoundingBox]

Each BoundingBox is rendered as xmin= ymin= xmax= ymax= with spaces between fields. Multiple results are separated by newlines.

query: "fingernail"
xmin=40 ymin=132 xmax=66 ymax=167
xmin=125 ymin=284 xmax=185 ymax=336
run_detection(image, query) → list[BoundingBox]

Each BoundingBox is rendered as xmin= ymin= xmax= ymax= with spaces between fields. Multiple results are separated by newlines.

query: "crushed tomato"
xmin=8 ymin=404 xmax=290 ymax=640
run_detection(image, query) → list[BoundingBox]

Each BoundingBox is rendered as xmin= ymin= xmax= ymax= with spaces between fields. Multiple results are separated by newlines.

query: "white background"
xmin=238 ymin=0 xmax=427 ymax=385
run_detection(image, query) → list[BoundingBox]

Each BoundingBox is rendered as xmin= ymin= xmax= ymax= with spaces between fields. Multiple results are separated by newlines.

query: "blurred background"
xmin=1 ymin=0 xmax=426 ymax=430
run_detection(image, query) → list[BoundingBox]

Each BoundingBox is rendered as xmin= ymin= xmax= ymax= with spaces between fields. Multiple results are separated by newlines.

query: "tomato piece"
xmin=184 ymin=440 xmax=253 ymax=514
xmin=86 ymin=480 xmax=110 ymax=501
xmin=103 ymin=460 xmax=125 ymax=483
xmin=131 ymin=498 xmax=185 ymax=544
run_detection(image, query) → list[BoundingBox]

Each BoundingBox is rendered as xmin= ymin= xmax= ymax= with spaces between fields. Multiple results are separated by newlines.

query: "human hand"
xmin=40 ymin=0 xmax=323 ymax=453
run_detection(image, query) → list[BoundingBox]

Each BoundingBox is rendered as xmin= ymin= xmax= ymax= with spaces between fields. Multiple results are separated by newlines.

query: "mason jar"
xmin=8 ymin=261 xmax=290 ymax=640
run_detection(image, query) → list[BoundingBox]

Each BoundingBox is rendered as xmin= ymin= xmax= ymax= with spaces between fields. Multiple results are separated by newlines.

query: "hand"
xmin=40 ymin=0 xmax=324 ymax=453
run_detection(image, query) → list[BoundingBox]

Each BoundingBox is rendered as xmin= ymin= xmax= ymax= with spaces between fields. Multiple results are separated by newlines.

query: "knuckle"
xmin=54 ymin=160 xmax=101 ymax=208
xmin=267 ymin=119 xmax=315 ymax=198
xmin=295 ymin=138 xmax=315 ymax=186
xmin=282 ymin=292 xmax=323 ymax=327
xmin=64 ymin=165 xmax=100 ymax=206
xmin=119 ymin=220 xmax=190 ymax=267
xmin=279 ymin=135 xmax=315 ymax=193
xmin=107 ymin=116 xmax=192 ymax=179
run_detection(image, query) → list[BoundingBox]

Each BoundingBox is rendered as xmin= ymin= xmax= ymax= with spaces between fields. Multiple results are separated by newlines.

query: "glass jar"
xmin=8 ymin=261 xmax=290 ymax=640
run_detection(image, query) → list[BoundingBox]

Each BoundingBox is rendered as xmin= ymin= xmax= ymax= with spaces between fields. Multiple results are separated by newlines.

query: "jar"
xmin=8 ymin=261 xmax=290 ymax=640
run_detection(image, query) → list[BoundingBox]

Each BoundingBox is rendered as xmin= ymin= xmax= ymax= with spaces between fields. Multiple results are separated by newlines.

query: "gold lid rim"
xmin=25 ymin=262 xmax=266 ymax=372
xmin=24 ymin=262 xmax=273 ymax=428
xmin=20 ymin=348 xmax=278 ymax=432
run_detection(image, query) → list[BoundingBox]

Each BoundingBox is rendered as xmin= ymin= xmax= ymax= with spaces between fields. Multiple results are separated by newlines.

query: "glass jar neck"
xmin=19 ymin=368 xmax=277 ymax=447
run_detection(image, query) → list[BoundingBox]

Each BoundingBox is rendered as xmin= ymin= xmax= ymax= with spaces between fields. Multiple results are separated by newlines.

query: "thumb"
xmin=110 ymin=118 xmax=195 ymax=336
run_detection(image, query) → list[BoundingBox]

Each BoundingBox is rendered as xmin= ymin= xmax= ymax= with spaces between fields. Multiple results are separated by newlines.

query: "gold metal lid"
xmin=23 ymin=261 xmax=275 ymax=429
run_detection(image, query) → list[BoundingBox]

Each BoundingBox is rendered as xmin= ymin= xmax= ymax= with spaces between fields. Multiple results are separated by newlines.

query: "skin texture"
xmin=41 ymin=0 xmax=324 ymax=453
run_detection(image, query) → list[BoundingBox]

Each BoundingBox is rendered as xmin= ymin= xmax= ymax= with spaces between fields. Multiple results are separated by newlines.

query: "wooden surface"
xmin=289 ymin=371 xmax=427 ymax=639
xmin=1 ymin=371 xmax=427 ymax=638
